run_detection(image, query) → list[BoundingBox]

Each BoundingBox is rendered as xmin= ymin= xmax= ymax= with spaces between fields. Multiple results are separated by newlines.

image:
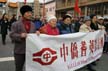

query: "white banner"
xmin=26 ymin=30 xmax=104 ymax=71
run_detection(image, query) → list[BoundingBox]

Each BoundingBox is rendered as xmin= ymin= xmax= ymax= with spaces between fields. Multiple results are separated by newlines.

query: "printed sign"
xmin=26 ymin=30 xmax=104 ymax=71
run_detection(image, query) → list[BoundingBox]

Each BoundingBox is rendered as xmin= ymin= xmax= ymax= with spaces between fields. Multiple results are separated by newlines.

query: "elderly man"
xmin=10 ymin=5 xmax=38 ymax=71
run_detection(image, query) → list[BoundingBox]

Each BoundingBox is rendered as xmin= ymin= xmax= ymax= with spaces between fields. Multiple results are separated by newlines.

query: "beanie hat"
xmin=84 ymin=16 xmax=91 ymax=21
xmin=66 ymin=13 xmax=72 ymax=18
xmin=20 ymin=5 xmax=32 ymax=16
xmin=97 ymin=16 xmax=104 ymax=20
xmin=63 ymin=15 xmax=72 ymax=21
xmin=47 ymin=15 xmax=57 ymax=22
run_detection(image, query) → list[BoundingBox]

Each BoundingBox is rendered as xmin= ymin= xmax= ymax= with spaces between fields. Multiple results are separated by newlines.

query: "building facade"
xmin=34 ymin=0 xmax=41 ymax=17
xmin=40 ymin=0 xmax=56 ymax=18
xmin=45 ymin=1 xmax=56 ymax=16
xmin=56 ymin=0 xmax=108 ymax=17
xmin=0 ymin=3 xmax=6 ymax=16
xmin=0 ymin=1 xmax=34 ymax=19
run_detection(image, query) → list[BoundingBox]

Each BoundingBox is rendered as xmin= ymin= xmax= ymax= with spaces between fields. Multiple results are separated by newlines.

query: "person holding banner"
xmin=85 ymin=14 xmax=100 ymax=71
xmin=57 ymin=14 xmax=75 ymax=34
xmin=10 ymin=5 xmax=38 ymax=71
xmin=103 ymin=18 xmax=108 ymax=53
xmin=90 ymin=14 xmax=99 ymax=31
xmin=39 ymin=15 xmax=59 ymax=35
xmin=79 ymin=16 xmax=97 ymax=71
xmin=79 ymin=16 xmax=93 ymax=32
xmin=97 ymin=16 xmax=105 ymax=30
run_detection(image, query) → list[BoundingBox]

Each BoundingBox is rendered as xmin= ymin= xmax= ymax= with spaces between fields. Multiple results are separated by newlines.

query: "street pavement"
xmin=0 ymin=34 xmax=15 ymax=71
xmin=0 ymin=34 xmax=108 ymax=71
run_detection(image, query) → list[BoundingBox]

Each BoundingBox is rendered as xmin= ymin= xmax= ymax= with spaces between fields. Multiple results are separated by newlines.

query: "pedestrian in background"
xmin=10 ymin=5 xmax=38 ymax=71
xmin=34 ymin=16 xmax=43 ymax=30
xmin=9 ymin=14 xmax=17 ymax=31
xmin=0 ymin=13 xmax=9 ymax=45
xmin=74 ymin=17 xmax=84 ymax=32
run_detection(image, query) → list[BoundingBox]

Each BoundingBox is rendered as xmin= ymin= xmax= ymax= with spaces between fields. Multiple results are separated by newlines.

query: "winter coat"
xmin=79 ymin=24 xmax=92 ymax=32
xmin=57 ymin=22 xmax=75 ymax=34
xmin=10 ymin=19 xmax=36 ymax=54
xmin=39 ymin=23 xmax=59 ymax=35
xmin=0 ymin=19 xmax=9 ymax=35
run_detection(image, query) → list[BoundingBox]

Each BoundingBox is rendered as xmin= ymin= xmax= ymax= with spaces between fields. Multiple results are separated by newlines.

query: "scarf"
xmin=22 ymin=18 xmax=31 ymax=33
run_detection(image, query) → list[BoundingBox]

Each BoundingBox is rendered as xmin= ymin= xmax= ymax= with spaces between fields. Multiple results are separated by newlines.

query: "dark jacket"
xmin=90 ymin=21 xmax=99 ymax=30
xmin=57 ymin=23 xmax=75 ymax=34
xmin=34 ymin=19 xmax=43 ymax=30
xmin=9 ymin=18 xmax=17 ymax=31
xmin=74 ymin=21 xmax=81 ymax=32
xmin=10 ymin=19 xmax=36 ymax=54
xmin=0 ymin=19 xmax=9 ymax=35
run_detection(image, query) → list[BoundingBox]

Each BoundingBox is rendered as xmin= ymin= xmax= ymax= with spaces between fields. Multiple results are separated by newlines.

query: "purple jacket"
xmin=10 ymin=19 xmax=36 ymax=54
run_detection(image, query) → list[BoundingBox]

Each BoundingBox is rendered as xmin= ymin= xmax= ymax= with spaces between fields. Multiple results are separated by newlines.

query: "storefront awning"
xmin=8 ymin=2 xmax=18 ymax=8
xmin=0 ymin=0 xmax=7 ymax=3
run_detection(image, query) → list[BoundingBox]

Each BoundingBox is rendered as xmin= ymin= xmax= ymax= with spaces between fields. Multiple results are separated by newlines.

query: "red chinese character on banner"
xmin=97 ymin=38 xmax=101 ymax=50
xmin=71 ymin=42 xmax=78 ymax=59
xmin=89 ymin=40 xmax=95 ymax=53
xmin=99 ymin=37 xmax=104 ymax=48
xmin=81 ymin=41 xmax=87 ymax=56
xmin=60 ymin=43 xmax=68 ymax=62
xmin=95 ymin=39 xmax=98 ymax=51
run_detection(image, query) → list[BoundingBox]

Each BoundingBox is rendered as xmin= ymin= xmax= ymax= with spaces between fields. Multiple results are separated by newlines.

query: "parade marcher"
xmin=79 ymin=16 xmax=93 ymax=32
xmin=34 ymin=16 xmax=43 ymax=30
xmin=97 ymin=16 xmax=105 ymax=30
xmin=90 ymin=14 xmax=99 ymax=30
xmin=103 ymin=18 xmax=108 ymax=53
xmin=10 ymin=5 xmax=38 ymax=71
xmin=85 ymin=14 xmax=100 ymax=71
xmin=57 ymin=14 xmax=75 ymax=34
xmin=79 ymin=16 xmax=97 ymax=71
xmin=9 ymin=14 xmax=17 ymax=31
xmin=0 ymin=13 xmax=9 ymax=45
xmin=74 ymin=17 xmax=84 ymax=32
xmin=57 ymin=16 xmax=63 ymax=26
xmin=39 ymin=15 xmax=59 ymax=35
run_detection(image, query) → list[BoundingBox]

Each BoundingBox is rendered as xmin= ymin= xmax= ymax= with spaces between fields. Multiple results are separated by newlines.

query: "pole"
xmin=17 ymin=1 xmax=20 ymax=20
xmin=24 ymin=0 xmax=26 ymax=5
xmin=43 ymin=0 xmax=45 ymax=22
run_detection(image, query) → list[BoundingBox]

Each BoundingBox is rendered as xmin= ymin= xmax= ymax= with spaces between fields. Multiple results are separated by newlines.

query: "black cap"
xmin=63 ymin=15 xmax=72 ymax=21
xmin=20 ymin=5 xmax=32 ymax=16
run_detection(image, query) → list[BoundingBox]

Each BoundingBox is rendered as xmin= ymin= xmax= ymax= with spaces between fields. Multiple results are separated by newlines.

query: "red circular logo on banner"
xmin=33 ymin=48 xmax=57 ymax=65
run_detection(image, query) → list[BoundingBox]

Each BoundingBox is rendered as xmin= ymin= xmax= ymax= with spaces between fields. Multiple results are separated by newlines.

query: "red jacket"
xmin=39 ymin=24 xmax=59 ymax=35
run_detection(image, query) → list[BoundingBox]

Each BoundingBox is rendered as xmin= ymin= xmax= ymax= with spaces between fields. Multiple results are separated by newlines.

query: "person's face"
xmin=98 ymin=19 xmax=104 ymax=24
xmin=23 ymin=11 xmax=32 ymax=20
xmin=92 ymin=16 xmax=97 ymax=22
xmin=64 ymin=18 xmax=71 ymax=25
xmin=4 ymin=14 xmax=8 ymax=19
xmin=86 ymin=20 xmax=91 ymax=26
xmin=49 ymin=19 xmax=57 ymax=28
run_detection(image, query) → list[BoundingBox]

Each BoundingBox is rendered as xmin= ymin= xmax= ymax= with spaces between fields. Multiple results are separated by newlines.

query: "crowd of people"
xmin=0 ymin=5 xmax=108 ymax=71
